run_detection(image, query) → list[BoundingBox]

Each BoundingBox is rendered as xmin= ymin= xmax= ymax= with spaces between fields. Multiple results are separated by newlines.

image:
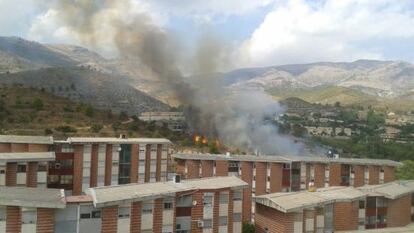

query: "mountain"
xmin=0 ymin=67 xmax=169 ymax=114
xmin=0 ymin=36 xmax=170 ymax=114
xmin=224 ymin=60 xmax=414 ymax=104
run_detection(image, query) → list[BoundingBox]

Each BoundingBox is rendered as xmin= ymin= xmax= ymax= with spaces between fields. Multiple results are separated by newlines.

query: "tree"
xmin=91 ymin=124 xmax=103 ymax=133
xmin=396 ymin=160 xmax=414 ymax=180
xmin=32 ymin=98 xmax=44 ymax=111
xmin=85 ymin=106 xmax=94 ymax=117
xmin=242 ymin=222 xmax=255 ymax=233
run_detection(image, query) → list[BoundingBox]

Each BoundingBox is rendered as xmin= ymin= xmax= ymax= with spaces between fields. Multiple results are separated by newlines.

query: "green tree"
xmin=85 ymin=106 xmax=94 ymax=117
xmin=396 ymin=160 xmax=414 ymax=180
xmin=242 ymin=222 xmax=255 ymax=233
xmin=91 ymin=124 xmax=103 ymax=133
xmin=32 ymin=98 xmax=44 ymax=111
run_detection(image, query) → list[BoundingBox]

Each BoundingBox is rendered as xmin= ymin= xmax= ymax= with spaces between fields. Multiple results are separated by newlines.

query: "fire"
xmin=201 ymin=136 xmax=208 ymax=144
xmin=194 ymin=135 xmax=201 ymax=143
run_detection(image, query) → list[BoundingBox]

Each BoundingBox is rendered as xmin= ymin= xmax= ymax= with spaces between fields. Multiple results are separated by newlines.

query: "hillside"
xmin=0 ymin=86 xmax=181 ymax=139
xmin=0 ymin=67 xmax=170 ymax=114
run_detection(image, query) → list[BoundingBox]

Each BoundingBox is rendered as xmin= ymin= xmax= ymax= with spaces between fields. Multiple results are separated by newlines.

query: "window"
xmin=164 ymin=202 xmax=173 ymax=210
xmin=38 ymin=163 xmax=47 ymax=171
xmin=228 ymin=162 xmax=239 ymax=173
xmin=219 ymin=193 xmax=229 ymax=204
xmin=17 ymin=165 xmax=26 ymax=173
xmin=48 ymin=175 xmax=59 ymax=184
xmin=80 ymin=213 xmax=91 ymax=219
xmin=203 ymin=195 xmax=213 ymax=207
xmin=283 ymin=163 xmax=290 ymax=169
xmin=0 ymin=170 xmax=4 ymax=174
xmin=203 ymin=219 xmax=212 ymax=228
xmin=142 ymin=203 xmax=153 ymax=214
xmin=60 ymin=175 xmax=73 ymax=184
xmin=91 ymin=210 xmax=101 ymax=218
xmin=118 ymin=207 xmax=130 ymax=218
xmin=233 ymin=213 xmax=242 ymax=222
xmin=377 ymin=197 xmax=388 ymax=208
xmin=219 ymin=216 xmax=227 ymax=226
xmin=359 ymin=200 xmax=365 ymax=209
xmin=233 ymin=191 xmax=242 ymax=201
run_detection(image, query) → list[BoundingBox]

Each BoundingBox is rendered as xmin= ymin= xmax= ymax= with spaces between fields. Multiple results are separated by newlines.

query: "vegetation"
xmin=396 ymin=160 xmax=414 ymax=180
xmin=0 ymin=86 xmax=188 ymax=141
xmin=242 ymin=222 xmax=255 ymax=233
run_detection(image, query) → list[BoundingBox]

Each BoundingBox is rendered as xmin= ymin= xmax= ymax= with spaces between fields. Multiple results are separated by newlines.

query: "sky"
xmin=2 ymin=0 xmax=414 ymax=69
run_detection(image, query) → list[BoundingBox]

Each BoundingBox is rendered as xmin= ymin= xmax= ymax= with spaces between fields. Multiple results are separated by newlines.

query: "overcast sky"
xmin=2 ymin=0 xmax=414 ymax=68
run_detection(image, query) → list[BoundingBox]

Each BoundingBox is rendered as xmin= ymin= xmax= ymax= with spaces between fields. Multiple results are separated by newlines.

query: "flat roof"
xmin=358 ymin=181 xmax=414 ymax=199
xmin=63 ymin=137 xmax=172 ymax=145
xmin=172 ymin=153 xmax=402 ymax=167
xmin=87 ymin=176 xmax=248 ymax=208
xmin=255 ymin=186 xmax=366 ymax=213
xmin=0 ymin=152 xmax=55 ymax=164
xmin=337 ymin=223 xmax=414 ymax=233
xmin=0 ymin=135 xmax=53 ymax=144
xmin=0 ymin=186 xmax=65 ymax=208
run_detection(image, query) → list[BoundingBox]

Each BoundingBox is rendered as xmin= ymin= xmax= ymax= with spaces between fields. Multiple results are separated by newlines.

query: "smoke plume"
xmin=46 ymin=0 xmax=306 ymax=154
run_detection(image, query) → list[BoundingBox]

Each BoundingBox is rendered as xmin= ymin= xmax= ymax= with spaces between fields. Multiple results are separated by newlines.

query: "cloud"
xmin=240 ymin=0 xmax=414 ymax=67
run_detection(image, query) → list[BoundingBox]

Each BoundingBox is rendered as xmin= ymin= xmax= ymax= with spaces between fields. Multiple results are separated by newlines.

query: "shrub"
xmin=91 ymin=124 xmax=103 ymax=133
xmin=242 ymin=222 xmax=255 ymax=233
xmin=55 ymin=125 xmax=77 ymax=133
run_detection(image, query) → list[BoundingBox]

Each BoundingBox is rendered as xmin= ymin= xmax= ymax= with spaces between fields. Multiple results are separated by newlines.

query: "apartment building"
xmin=0 ymin=135 xmax=171 ymax=195
xmin=254 ymin=181 xmax=414 ymax=233
xmin=0 ymin=135 xmax=54 ymax=188
xmin=172 ymin=153 xmax=401 ymax=222
xmin=0 ymin=176 xmax=247 ymax=233
xmin=53 ymin=137 xmax=171 ymax=195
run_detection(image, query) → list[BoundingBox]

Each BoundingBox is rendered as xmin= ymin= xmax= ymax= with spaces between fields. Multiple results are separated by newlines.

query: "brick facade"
xmin=213 ymin=192 xmax=220 ymax=233
xmin=329 ymin=163 xmax=341 ymax=186
xmin=0 ymin=143 xmax=11 ymax=152
xmin=11 ymin=143 xmax=28 ymax=152
xmin=387 ymin=194 xmax=411 ymax=227
xmin=228 ymin=191 xmax=234 ymax=233
xmin=73 ymin=144 xmax=84 ymax=195
xmin=90 ymin=144 xmax=99 ymax=188
xmin=353 ymin=165 xmax=365 ymax=187
xmin=270 ymin=163 xmax=283 ymax=192
xmin=5 ymin=163 xmax=17 ymax=186
xmin=26 ymin=162 xmax=38 ymax=187
xmin=314 ymin=163 xmax=325 ymax=188
xmin=104 ymin=144 xmax=113 ymax=186
xmin=130 ymin=202 xmax=142 ymax=233
xmin=144 ymin=144 xmax=151 ymax=182
xmin=101 ymin=206 xmax=118 ymax=233
xmin=241 ymin=161 xmax=253 ymax=222
xmin=191 ymin=192 xmax=204 ymax=233
xmin=201 ymin=160 xmax=214 ymax=177
xmin=176 ymin=159 xmax=186 ymax=177
xmin=130 ymin=144 xmax=139 ymax=183
xmin=36 ymin=208 xmax=55 ymax=233
xmin=215 ymin=160 xmax=228 ymax=176
xmin=255 ymin=203 xmax=294 ymax=233
xmin=153 ymin=198 xmax=163 ymax=233
xmin=6 ymin=206 xmax=21 ymax=233
xmin=383 ymin=166 xmax=395 ymax=183
xmin=368 ymin=166 xmax=380 ymax=185
xmin=156 ymin=144 xmax=162 ymax=181
xmin=28 ymin=144 xmax=49 ymax=152
xmin=187 ymin=160 xmax=200 ymax=179
xmin=333 ymin=201 xmax=359 ymax=231
xmin=255 ymin=162 xmax=267 ymax=195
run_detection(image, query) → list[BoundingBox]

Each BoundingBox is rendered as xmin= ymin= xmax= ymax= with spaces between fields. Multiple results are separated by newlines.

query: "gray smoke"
xmin=45 ymin=0 xmax=306 ymax=155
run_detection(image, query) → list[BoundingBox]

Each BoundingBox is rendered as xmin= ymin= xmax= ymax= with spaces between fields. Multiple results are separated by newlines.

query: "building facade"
xmin=0 ymin=135 xmax=171 ymax=196
xmin=172 ymin=153 xmax=401 ymax=222
xmin=254 ymin=181 xmax=414 ymax=233
xmin=0 ymin=176 xmax=247 ymax=233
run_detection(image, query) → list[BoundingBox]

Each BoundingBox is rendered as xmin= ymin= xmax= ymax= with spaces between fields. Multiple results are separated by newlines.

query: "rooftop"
xmin=0 ymin=152 xmax=55 ymax=164
xmin=0 ymin=135 xmax=53 ymax=144
xmin=255 ymin=186 xmax=367 ymax=213
xmin=0 ymin=186 xmax=65 ymax=208
xmin=61 ymin=137 xmax=172 ymax=145
xmin=87 ymin=176 xmax=248 ymax=208
xmin=172 ymin=153 xmax=402 ymax=167
xmin=358 ymin=181 xmax=414 ymax=199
